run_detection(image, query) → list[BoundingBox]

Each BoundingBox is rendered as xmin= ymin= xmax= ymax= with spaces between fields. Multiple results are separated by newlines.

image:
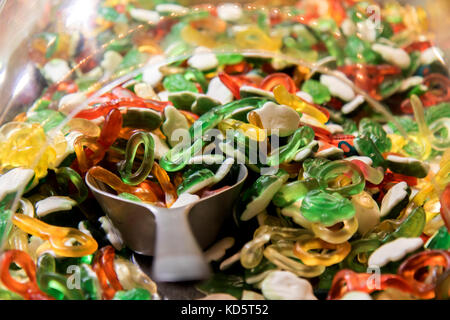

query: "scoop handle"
xmin=150 ymin=205 xmax=211 ymax=282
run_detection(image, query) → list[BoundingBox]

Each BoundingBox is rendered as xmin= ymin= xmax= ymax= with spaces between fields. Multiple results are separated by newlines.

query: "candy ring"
xmin=118 ymin=131 xmax=155 ymax=186
xmin=317 ymin=160 xmax=365 ymax=197
xmin=254 ymin=225 xmax=313 ymax=242
xmin=74 ymin=108 xmax=123 ymax=173
xmin=36 ymin=253 xmax=56 ymax=274
xmin=93 ymin=246 xmax=123 ymax=300
xmin=0 ymin=250 xmax=53 ymax=300
xmin=37 ymin=272 xmax=84 ymax=300
xmin=263 ymin=242 xmax=325 ymax=278
xmin=113 ymin=257 xmax=157 ymax=295
xmin=400 ymin=73 xmax=450 ymax=113
xmin=435 ymin=269 xmax=450 ymax=300
xmin=398 ymin=250 xmax=450 ymax=299
xmin=180 ymin=24 xmax=217 ymax=48
xmin=260 ymin=73 xmax=297 ymax=94
xmin=55 ymin=167 xmax=88 ymax=203
xmin=241 ymin=225 xmax=313 ymax=269
xmin=341 ymin=239 xmax=381 ymax=272
xmin=235 ymin=26 xmax=282 ymax=52
xmin=293 ymin=236 xmax=351 ymax=266
xmin=327 ymin=269 xmax=414 ymax=300
xmin=349 ymin=159 xmax=384 ymax=185
xmin=311 ymin=217 xmax=359 ymax=244
xmin=429 ymin=117 xmax=450 ymax=151
xmin=424 ymin=73 xmax=450 ymax=102
xmin=240 ymin=232 xmax=271 ymax=269
xmin=12 ymin=213 xmax=98 ymax=258
xmin=74 ymin=135 xmax=102 ymax=173
xmin=151 ymin=162 xmax=178 ymax=207
xmin=88 ymin=166 xmax=159 ymax=203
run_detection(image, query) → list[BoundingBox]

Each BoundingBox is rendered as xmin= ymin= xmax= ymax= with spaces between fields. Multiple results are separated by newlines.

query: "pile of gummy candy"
xmin=0 ymin=0 xmax=449 ymax=300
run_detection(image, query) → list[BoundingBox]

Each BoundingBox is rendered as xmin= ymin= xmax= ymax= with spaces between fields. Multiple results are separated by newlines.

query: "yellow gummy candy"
xmin=273 ymin=85 xmax=328 ymax=124
xmin=387 ymin=134 xmax=407 ymax=154
xmin=0 ymin=123 xmax=65 ymax=179
xmin=413 ymin=149 xmax=450 ymax=207
xmin=180 ymin=25 xmax=216 ymax=48
xmin=218 ymin=119 xmax=267 ymax=142
xmin=434 ymin=149 xmax=450 ymax=190
xmin=408 ymin=95 xmax=432 ymax=160
xmin=64 ymin=118 xmax=101 ymax=137
xmin=235 ymin=26 xmax=282 ymax=52
xmin=423 ymin=196 xmax=441 ymax=223
xmin=413 ymin=183 xmax=434 ymax=206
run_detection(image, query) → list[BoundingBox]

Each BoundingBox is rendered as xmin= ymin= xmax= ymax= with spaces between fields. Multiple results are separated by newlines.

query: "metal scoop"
xmin=85 ymin=164 xmax=247 ymax=282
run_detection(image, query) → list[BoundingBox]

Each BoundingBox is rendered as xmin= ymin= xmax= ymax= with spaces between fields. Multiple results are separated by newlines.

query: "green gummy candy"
xmin=177 ymin=168 xmax=215 ymax=195
xmin=345 ymin=35 xmax=380 ymax=64
xmin=189 ymin=110 xmax=224 ymax=138
xmin=425 ymin=226 xmax=450 ymax=250
xmin=26 ymin=109 xmax=66 ymax=133
xmin=163 ymin=74 xmax=198 ymax=93
xmin=358 ymin=118 xmax=392 ymax=153
xmin=159 ymin=139 xmax=206 ymax=172
xmin=37 ymin=272 xmax=85 ymax=300
xmin=301 ymin=79 xmax=331 ymax=105
xmin=237 ymin=170 xmax=289 ymax=221
xmin=184 ymin=68 xmax=208 ymax=92
xmin=426 ymin=102 xmax=450 ymax=125
xmin=0 ymin=289 xmax=23 ymax=300
xmin=80 ymin=264 xmax=101 ymax=300
xmin=118 ymin=48 xmax=145 ymax=71
xmin=267 ymin=126 xmax=315 ymax=166
xmin=385 ymin=155 xmax=429 ymax=178
xmin=217 ymin=53 xmax=244 ymax=65
xmin=354 ymin=135 xmax=386 ymax=168
xmin=303 ymin=158 xmax=331 ymax=180
xmin=121 ymin=108 xmax=162 ymax=131
xmin=272 ymin=178 xmax=319 ymax=208
xmin=191 ymin=94 xmax=221 ymax=115
xmin=168 ymin=91 xmax=197 ymax=110
xmin=118 ymin=131 xmax=155 ymax=186
xmin=98 ymin=7 xmax=127 ymax=23
xmin=382 ymin=206 xmax=426 ymax=243
xmin=118 ymin=193 xmax=142 ymax=202
xmin=321 ymin=33 xmax=344 ymax=66
xmin=113 ymin=288 xmax=151 ymax=300
xmin=317 ymin=160 xmax=365 ymax=197
xmin=37 ymin=253 xmax=56 ymax=274
xmin=300 ymin=189 xmax=355 ymax=226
